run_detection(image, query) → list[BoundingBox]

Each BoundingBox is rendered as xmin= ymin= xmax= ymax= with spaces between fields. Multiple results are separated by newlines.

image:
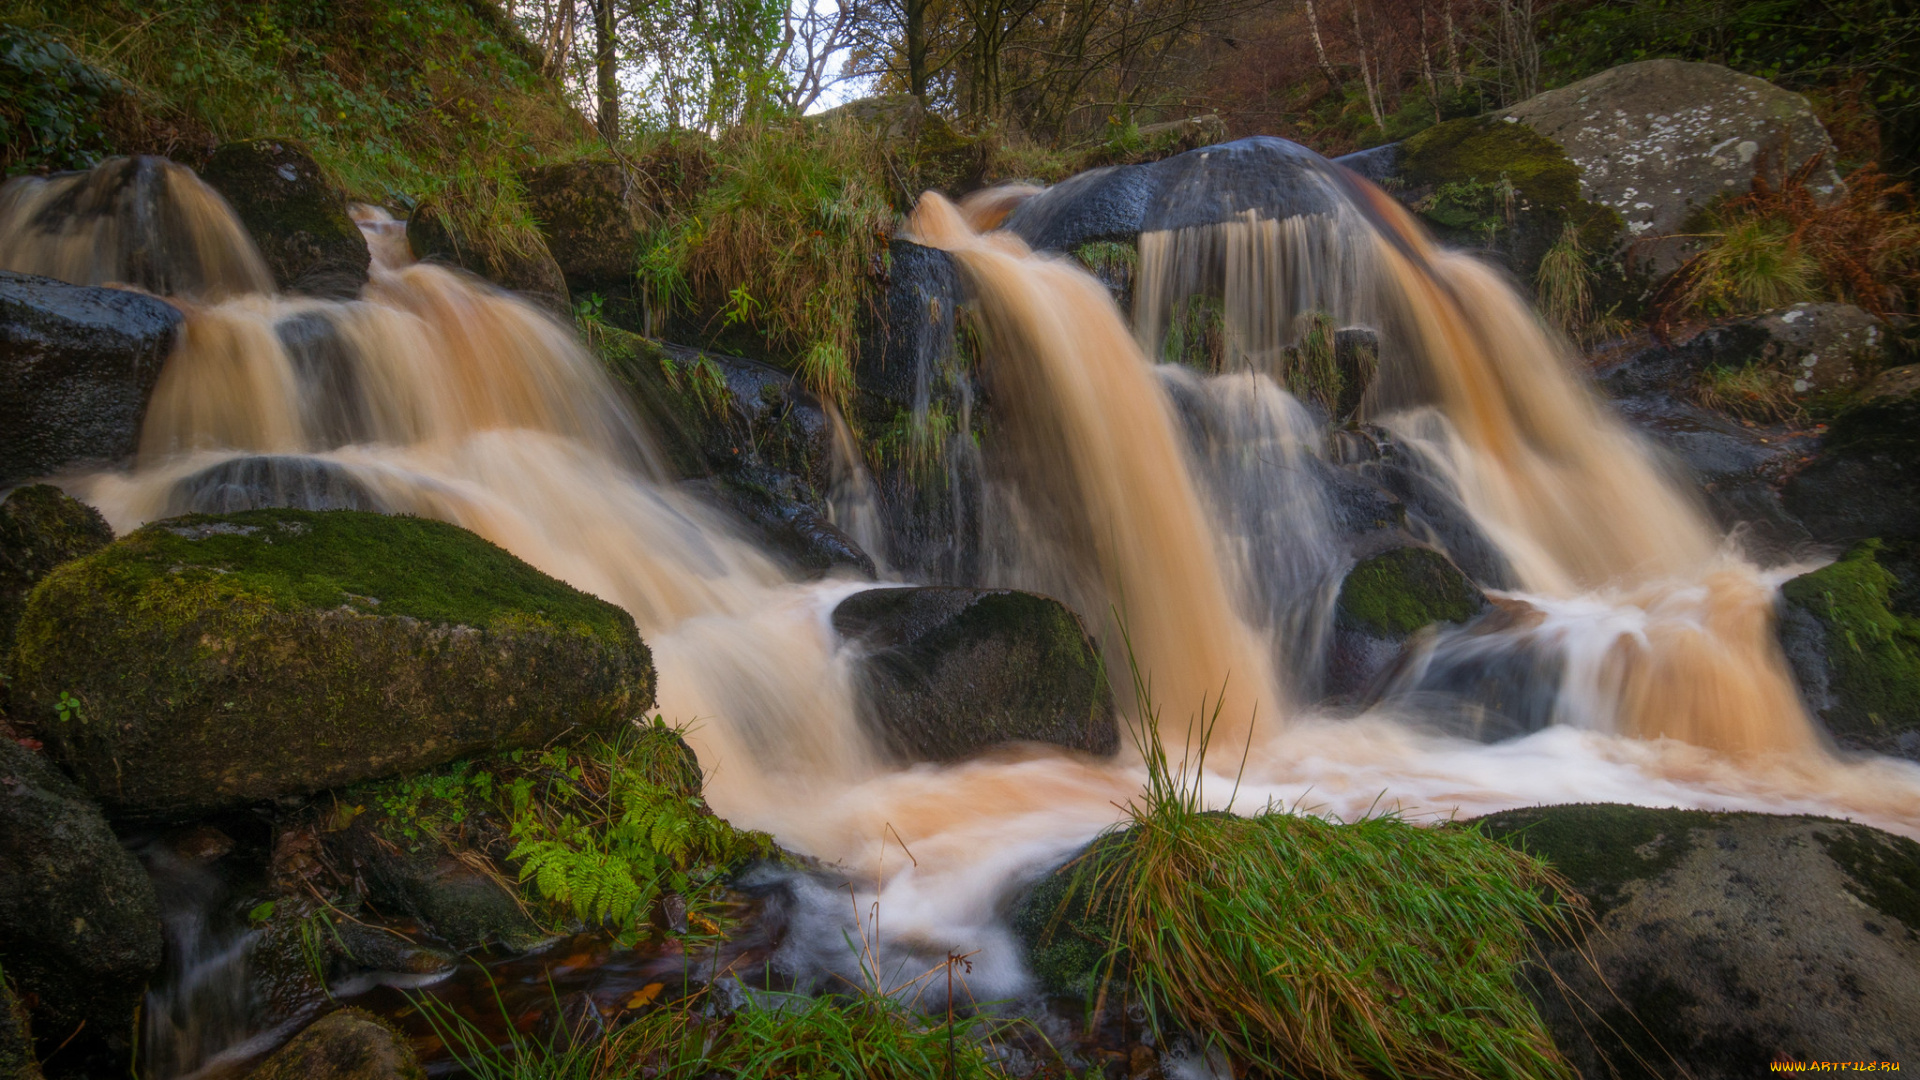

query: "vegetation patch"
xmin=1019 ymin=672 xmax=1576 ymax=1080
xmin=348 ymin=720 xmax=767 ymax=949
xmin=1473 ymin=803 xmax=1711 ymax=923
xmin=1780 ymin=539 xmax=1920 ymax=741
xmin=1691 ymin=360 xmax=1806 ymax=422
xmin=0 ymin=22 xmax=121 ymax=174
xmin=1814 ymin=823 xmax=1920 ymax=935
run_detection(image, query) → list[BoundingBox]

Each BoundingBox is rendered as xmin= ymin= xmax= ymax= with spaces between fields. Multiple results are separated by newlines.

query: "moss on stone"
xmin=1780 ymin=539 xmax=1920 ymax=741
xmin=0 ymin=485 xmax=112 ymax=674
xmin=199 ymin=139 xmax=370 ymax=297
xmin=1474 ymin=803 xmax=1712 ymax=922
xmin=1009 ymin=831 xmax=1135 ymax=999
xmin=247 ymin=1008 xmax=424 ymax=1080
xmin=1815 ymin=823 xmax=1920 ymax=935
xmin=1335 ymin=546 xmax=1485 ymax=638
xmin=10 ymin=508 xmax=652 ymax=821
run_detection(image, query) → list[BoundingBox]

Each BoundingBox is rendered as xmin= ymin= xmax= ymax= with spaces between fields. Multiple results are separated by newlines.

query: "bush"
xmin=0 ymin=23 xmax=121 ymax=173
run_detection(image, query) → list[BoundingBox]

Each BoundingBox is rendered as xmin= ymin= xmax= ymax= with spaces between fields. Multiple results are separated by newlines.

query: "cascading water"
xmin=6 ymin=146 xmax=1920 ymax=1072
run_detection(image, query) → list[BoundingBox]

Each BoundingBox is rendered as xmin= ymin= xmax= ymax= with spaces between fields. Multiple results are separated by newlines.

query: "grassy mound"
xmin=1781 ymin=538 xmax=1920 ymax=743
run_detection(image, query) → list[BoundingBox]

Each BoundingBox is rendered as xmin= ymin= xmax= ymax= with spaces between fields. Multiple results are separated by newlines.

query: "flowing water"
xmin=7 ymin=152 xmax=1920 ymax=1074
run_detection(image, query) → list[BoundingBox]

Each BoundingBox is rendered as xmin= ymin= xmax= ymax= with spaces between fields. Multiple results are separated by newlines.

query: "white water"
xmin=6 ymin=162 xmax=1920 ymax=1022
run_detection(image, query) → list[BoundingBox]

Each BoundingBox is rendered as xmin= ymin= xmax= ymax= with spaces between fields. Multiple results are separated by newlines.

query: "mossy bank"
xmin=10 ymin=508 xmax=653 ymax=821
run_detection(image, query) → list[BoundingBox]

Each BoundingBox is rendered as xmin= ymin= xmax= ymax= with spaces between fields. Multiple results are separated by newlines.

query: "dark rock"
xmin=0 ymin=269 xmax=182 ymax=485
xmin=1008 ymin=831 xmax=1134 ymax=998
xmin=406 ymin=203 xmax=570 ymax=315
xmin=0 ymin=485 xmax=111 ymax=671
xmin=11 ymin=509 xmax=653 ymax=821
xmin=1331 ymin=142 xmax=1402 ymax=183
xmin=1684 ymin=303 xmax=1885 ymax=402
xmin=857 ymin=238 xmax=962 ymax=418
xmin=164 ymin=455 xmax=384 ymax=515
xmin=0 ymin=739 xmax=161 ymax=1075
xmin=520 ymin=159 xmax=644 ymax=325
xmin=1476 ymin=804 xmax=1920 ymax=1077
xmin=833 ymin=587 xmax=1116 ymax=761
xmin=323 ymin=811 xmax=549 ymax=955
xmin=199 ymin=140 xmax=370 ymax=298
xmin=1779 ymin=540 xmax=1920 ymax=758
xmin=1331 ymin=327 xmax=1378 ymax=420
xmin=0 ymin=972 xmax=35 ymax=1080
xmin=1503 ymin=60 xmax=1841 ymax=271
xmin=245 ymin=1008 xmax=424 ymax=1080
xmin=685 ymin=474 xmax=874 ymax=579
xmin=1783 ymin=369 xmax=1920 ymax=543
xmin=1345 ymin=426 xmax=1516 ymax=589
xmin=1327 ymin=545 xmax=1487 ymax=701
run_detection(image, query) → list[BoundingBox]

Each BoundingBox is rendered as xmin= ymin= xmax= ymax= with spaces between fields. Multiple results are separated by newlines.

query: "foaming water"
xmin=6 ymin=154 xmax=1917 ymax=1038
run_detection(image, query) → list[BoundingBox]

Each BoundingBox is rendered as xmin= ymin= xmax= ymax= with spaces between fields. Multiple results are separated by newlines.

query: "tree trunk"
xmin=1443 ymin=1 xmax=1463 ymax=90
xmin=594 ymin=0 xmax=619 ymax=140
xmin=1350 ymin=1 xmax=1387 ymax=130
xmin=907 ymin=0 xmax=929 ymax=99
xmin=1304 ymin=0 xmax=1339 ymax=88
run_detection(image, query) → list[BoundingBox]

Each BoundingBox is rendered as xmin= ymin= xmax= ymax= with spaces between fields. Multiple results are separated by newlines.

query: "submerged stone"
xmin=0 ymin=269 xmax=182 ymax=486
xmin=10 ymin=508 xmax=653 ymax=821
xmin=245 ymin=1008 xmax=424 ymax=1080
xmin=1476 ymin=804 xmax=1920 ymax=1076
xmin=1326 ymin=544 xmax=1488 ymax=705
xmin=199 ymin=140 xmax=370 ymax=298
xmin=833 ymin=586 xmax=1116 ymax=761
xmin=0 ymin=738 xmax=161 ymax=1076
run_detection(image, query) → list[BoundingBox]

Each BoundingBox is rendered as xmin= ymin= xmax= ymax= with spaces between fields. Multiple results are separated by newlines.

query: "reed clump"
xmin=1049 ymin=659 xmax=1580 ymax=1080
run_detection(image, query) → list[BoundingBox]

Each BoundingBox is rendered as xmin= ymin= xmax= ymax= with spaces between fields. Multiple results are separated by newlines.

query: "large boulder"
xmin=1683 ymin=302 xmax=1886 ymax=401
xmin=0 ymin=486 xmax=111 ymax=673
xmin=1476 ymin=804 xmax=1920 ymax=1077
xmin=520 ymin=158 xmax=644 ymax=324
xmin=0 ymin=739 xmax=161 ymax=1076
xmin=1503 ymin=60 xmax=1841 ymax=266
xmin=245 ymin=1008 xmax=424 ymax=1080
xmin=199 ymin=140 xmax=370 ymax=298
xmin=10 ymin=509 xmax=653 ymax=821
xmin=1783 ymin=366 xmax=1920 ymax=543
xmin=1778 ymin=539 xmax=1920 ymax=758
xmin=405 ymin=203 xmax=570 ymax=315
xmin=832 ymin=587 xmax=1116 ymax=761
xmin=0 ymin=269 xmax=182 ymax=486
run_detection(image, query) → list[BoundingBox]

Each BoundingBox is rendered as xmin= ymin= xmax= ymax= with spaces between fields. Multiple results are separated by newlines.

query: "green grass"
xmin=416 ymin=978 xmax=1019 ymax=1080
xmin=1673 ymin=216 xmax=1821 ymax=317
xmin=1039 ymin=647 xmax=1577 ymax=1080
xmin=1691 ymin=361 xmax=1805 ymax=422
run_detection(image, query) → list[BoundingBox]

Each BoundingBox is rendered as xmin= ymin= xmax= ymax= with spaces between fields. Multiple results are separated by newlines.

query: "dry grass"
xmin=1691 ymin=362 xmax=1807 ymax=423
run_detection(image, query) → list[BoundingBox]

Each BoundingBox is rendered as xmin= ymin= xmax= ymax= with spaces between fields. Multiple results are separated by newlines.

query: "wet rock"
xmin=246 ymin=1008 xmax=424 ymax=1080
xmin=857 ymin=238 xmax=962 ymax=419
xmin=520 ymin=158 xmax=644 ymax=324
xmin=0 ymin=269 xmax=182 ymax=485
xmin=1327 ymin=545 xmax=1487 ymax=700
xmin=833 ymin=587 xmax=1116 ymax=761
xmin=0 ymin=485 xmax=111 ymax=672
xmin=406 ymin=203 xmax=570 ymax=315
xmin=1782 ymin=369 xmax=1920 ymax=543
xmin=1503 ymin=60 xmax=1841 ymax=272
xmin=0 ymin=973 xmax=35 ymax=1080
xmin=1684 ymin=302 xmax=1885 ymax=400
xmin=1475 ymin=804 xmax=1920 ymax=1077
xmin=685 ymin=473 xmax=874 ymax=579
xmin=164 ymin=455 xmax=384 ymax=515
xmin=1008 ymin=831 xmax=1133 ymax=998
xmin=1778 ymin=539 xmax=1920 ymax=758
xmin=0 ymin=738 xmax=161 ymax=1076
xmin=199 ymin=140 xmax=370 ymax=298
xmin=11 ymin=509 xmax=653 ymax=821
xmin=324 ymin=809 xmax=550 ymax=955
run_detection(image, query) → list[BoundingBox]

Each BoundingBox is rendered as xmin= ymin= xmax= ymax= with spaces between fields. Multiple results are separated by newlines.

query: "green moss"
xmin=0 ymin=484 xmax=112 ymax=671
xmin=1780 ymin=539 xmax=1920 ymax=740
xmin=51 ymin=508 xmax=629 ymax=640
xmin=1814 ymin=824 xmax=1920 ymax=935
xmin=1009 ymin=831 xmax=1134 ymax=998
xmin=1336 ymin=546 xmax=1485 ymax=638
xmin=1474 ymin=803 xmax=1713 ymax=923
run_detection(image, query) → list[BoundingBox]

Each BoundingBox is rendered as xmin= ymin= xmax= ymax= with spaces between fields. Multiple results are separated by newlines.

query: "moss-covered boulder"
xmin=0 ymin=485 xmax=110 ymax=675
xmin=1396 ymin=114 xmax=1623 ymax=287
xmin=1476 ymin=804 xmax=1920 ymax=1077
xmin=833 ymin=587 xmax=1116 ymax=761
xmin=0 ymin=738 xmax=160 ymax=1077
xmin=405 ymin=203 xmax=570 ymax=315
xmin=1008 ymin=831 xmax=1133 ymax=999
xmin=10 ymin=509 xmax=653 ymax=821
xmin=198 ymin=140 xmax=370 ymax=298
xmin=1778 ymin=540 xmax=1920 ymax=756
xmin=1327 ymin=545 xmax=1486 ymax=700
xmin=0 ymin=968 xmax=35 ymax=1080
xmin=245 ymin=1008 xmax=424 ymax=1080
xmin=521 ymin=158 xmax=644 ymax=325
xmin=0 ymin=269 xmax=182 ymax=486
